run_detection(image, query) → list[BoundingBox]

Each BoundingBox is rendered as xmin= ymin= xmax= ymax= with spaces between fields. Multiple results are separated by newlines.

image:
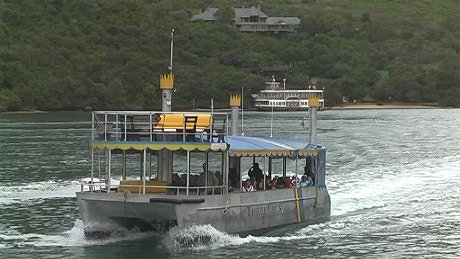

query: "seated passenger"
xmin=243 ymin=179 xmax=255 ymax=192
xmin=180 ymin=174 xmax=187 ymax=186
xmin=250 ymin=176 xmax=257 ymax=189
xmin=257 ymin=181 xmax=264 ymax=190
xmin=265 ymin=178 xmax=274 ymax=190
xmin=172 ymin=172 xmax=184 ymax=186
xmin=171 ymin=172 xmax=184 ymax=195
xmin=273 ymin=176 xmax=284 ymax=189
xmin=300 ymin=175 xmax=313 ymax=187
xmin=271 ymin=177 xmax=278 ymax=189
xmin=291 ymin=176 xmax=299 ymax=187
xmin=199 ymin=162 xmax=218 ymax=187
xmin=284 ymin=177 xmax=292 ymax=188
xmin=304 ymin=166 xmax=316 ymax=186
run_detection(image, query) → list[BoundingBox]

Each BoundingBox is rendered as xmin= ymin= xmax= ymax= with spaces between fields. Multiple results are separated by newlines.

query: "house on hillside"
xmin=234 ymin=6 xmax=269 ymax=24
xmin=190 ymin=7 xmax=220 ymax=22
xmin=233 ymin=6 xmax=301 ymax=33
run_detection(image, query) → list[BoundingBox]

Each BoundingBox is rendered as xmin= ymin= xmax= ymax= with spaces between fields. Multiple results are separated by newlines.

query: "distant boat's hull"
xmin=77 ymin=186 xmax=330 ymax=235
xmin=254 ymin=106 xmax=309 ymax=111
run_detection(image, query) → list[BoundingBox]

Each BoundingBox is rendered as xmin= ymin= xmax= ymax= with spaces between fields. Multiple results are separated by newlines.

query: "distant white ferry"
xmin=252 ymin=78 xmax=325 ymax=110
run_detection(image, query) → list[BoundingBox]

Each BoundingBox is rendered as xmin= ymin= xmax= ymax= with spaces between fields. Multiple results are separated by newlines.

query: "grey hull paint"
xmin=77 ymin=186 xmax=330 ymax=235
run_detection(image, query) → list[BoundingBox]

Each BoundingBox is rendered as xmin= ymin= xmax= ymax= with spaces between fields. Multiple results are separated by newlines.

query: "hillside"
xmin=1 ymin=0 xmax=459 ymax=111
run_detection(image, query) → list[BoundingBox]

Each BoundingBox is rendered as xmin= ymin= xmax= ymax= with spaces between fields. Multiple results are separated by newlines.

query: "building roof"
xmin=234 ymin=6 xmax=269 ymax=19
xmin=266 ymin=17 xmax=301 ymax=25
xmin=190 ymin=7 xmax=219 ymax=22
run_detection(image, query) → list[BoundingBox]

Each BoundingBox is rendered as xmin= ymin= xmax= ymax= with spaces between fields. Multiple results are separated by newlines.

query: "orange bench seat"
xmin=154 ymin=114 xmax=211 ymax=132
xmin=118 ymin=180 xmax=168 ymax=194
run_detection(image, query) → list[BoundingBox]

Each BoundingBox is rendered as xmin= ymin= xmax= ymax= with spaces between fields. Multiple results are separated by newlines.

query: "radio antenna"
xmin=169 ymin=29 xmax=174 ymax=72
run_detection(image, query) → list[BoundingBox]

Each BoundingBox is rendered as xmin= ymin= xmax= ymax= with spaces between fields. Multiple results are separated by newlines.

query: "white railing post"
xmin=104 ymin=113 xmax=108 ymax=141
xmin=124 ymin=113 xmax=127 ymax=141
xmin=90 ymin=148 xmax=94 ymax=192
xmin=91 ymin=113 xmax=94 ymax=140
xmin=143 ymin=149 xmax=146 ymax=195
xmin=186 ymin=150 xmax=190 ymax=196
xmin=107 ymin=149 xmax=111 ymax=193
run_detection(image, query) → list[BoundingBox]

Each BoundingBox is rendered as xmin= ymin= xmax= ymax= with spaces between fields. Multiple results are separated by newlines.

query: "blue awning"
xmin=270 ymin=137 xmax=322 ymax=157
xmin=226 ymin=136 xmax=319 ymax=157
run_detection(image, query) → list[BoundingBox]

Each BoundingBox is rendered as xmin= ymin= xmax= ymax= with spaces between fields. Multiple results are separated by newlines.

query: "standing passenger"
xmin=248 ymin=163 xmax=264 ymax=184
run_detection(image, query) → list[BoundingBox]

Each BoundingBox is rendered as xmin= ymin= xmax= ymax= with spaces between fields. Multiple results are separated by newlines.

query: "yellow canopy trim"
xmin=229 ymin=150 xmax=292 ymax=157
xmin=298 ymin=150 xmax=318 ymax=156
xmin=90 ymin=141 xmax=226 ymax=152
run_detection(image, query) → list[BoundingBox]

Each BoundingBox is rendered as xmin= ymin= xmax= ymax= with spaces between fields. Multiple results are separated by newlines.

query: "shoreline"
xmin=1 ymin=110 xmax=48 ymax=114
xmin=0 ymin=103 xmax=445 ymax=114
xmin=325 ymin=103 xmax=441 ymax=110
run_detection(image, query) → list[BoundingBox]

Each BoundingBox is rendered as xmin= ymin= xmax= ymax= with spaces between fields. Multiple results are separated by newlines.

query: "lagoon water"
xmin=0 ymin=109 xmax=459 ymax=258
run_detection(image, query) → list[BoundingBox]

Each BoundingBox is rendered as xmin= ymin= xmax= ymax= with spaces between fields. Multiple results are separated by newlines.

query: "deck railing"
xmin=91 ymin=111 xmax=228 ymax=143
xmin=80 ymin=181 xmax=226 ymax=196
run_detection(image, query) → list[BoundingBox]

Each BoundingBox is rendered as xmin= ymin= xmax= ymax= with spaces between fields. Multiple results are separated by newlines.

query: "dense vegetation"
xmin=1 ymin=0 xmax=459 ymax=111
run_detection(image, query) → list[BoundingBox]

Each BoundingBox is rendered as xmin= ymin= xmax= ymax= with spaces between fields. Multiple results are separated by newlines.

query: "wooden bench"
xmin=118 ymin=180 xmax=168 ymax=194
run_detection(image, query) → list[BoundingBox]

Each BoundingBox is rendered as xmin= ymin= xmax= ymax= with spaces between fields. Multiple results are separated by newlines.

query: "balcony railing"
xmin=91 ymin=111 xmax=228 ymax=143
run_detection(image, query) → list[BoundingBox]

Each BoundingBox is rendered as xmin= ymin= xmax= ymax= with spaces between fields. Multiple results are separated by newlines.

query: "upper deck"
xmin=91 ymin=111 xmax=229 ymax=150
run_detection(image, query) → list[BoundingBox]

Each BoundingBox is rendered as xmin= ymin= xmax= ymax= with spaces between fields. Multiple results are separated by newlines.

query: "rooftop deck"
xmin=92 ymin=111 xmax=229 ymax=144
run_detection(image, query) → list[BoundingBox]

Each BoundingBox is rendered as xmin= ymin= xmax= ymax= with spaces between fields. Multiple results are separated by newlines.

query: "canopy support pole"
xmin=143 ymin=149 xmax=146 ymax=194
xmin=186 ymin=150 xmax=190 ymax=196
xmin=90 ymin=148 xmax=94 ymax=192
xmin=107 ymin=149 xmax=111 ymax=193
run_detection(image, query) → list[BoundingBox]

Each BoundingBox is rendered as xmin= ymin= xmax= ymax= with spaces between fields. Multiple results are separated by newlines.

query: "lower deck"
xmin=77 ymin=185 xmax=331 ymax=235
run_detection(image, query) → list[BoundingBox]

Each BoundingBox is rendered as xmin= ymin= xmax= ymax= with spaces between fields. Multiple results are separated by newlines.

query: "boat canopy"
xmin=226 ymin=136 xmax=318 ymax=157
xmin=90 ymin=141 xmax=227 ymax=152
xmin=90 ymin=136 xmax=319 ymax=157
xmin=269 ymin=137 xmax=323 ymax=157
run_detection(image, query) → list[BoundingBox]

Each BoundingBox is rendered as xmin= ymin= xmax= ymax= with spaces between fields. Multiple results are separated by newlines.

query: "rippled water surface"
xmin=0 ymin=109 xmax=459 ymax=258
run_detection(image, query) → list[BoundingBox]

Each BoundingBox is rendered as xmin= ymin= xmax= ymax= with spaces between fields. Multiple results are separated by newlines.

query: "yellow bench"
xmin=118 ymin=180 xmax=168 ymax=194
xmin=155 ymin=113 xmax=211 ymax=132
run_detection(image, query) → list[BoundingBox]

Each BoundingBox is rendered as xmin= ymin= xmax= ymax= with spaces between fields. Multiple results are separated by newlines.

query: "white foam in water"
xmin=0 ymin=220 xmax=155 ymax=247
xmin=0 ymin=177 xmax=123 ymax=205
xmin=0 ymin=180 xmax=81 ymax=205
xmin=168 ymin=224 xmax=311 ymax=250
xmin=58 ymin=159 xmax=89 ymax=165
xmin=330 ymin=153 xmax=460 ymax=217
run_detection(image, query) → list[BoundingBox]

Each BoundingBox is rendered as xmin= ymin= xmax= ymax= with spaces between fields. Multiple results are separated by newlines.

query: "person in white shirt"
xmin=243 ymin=179 xmax=255 ymax=192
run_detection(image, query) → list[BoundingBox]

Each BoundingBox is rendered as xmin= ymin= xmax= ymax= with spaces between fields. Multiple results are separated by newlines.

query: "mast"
xmin=230 ymin=94 xmax=241 ymax=136
xmin=241 ymin=87 xmax=244 ymax=136
xmin=169 ymin=29 xmax=174 ymax=73
xmin=161 ymin=29 xmax=175 ymax=112
xmin=229 ymin=93 xmax=241 ymax=190
xmin=158 ymin=29 xmax=175 ymax=182
xmin=308 ymin=90 xmax=319 ymax=144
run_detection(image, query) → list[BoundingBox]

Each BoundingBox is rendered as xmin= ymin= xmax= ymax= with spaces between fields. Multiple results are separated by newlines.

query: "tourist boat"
xmin=76 ymin=33 xmax=330 ymax=239
xmin=76 ymin=76 xmax=330 ymax=238
xmin=251 ymin=77 xmax=325 ymax=110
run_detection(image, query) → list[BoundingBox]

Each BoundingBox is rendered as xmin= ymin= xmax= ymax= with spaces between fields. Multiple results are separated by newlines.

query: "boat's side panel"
xmin=77 ymin=192 xmax=177 ymax=227
xmin=177 ymin=187 xmax=330 ymax=234
xmin=77 ymin=186 xmax=331 ymax=235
